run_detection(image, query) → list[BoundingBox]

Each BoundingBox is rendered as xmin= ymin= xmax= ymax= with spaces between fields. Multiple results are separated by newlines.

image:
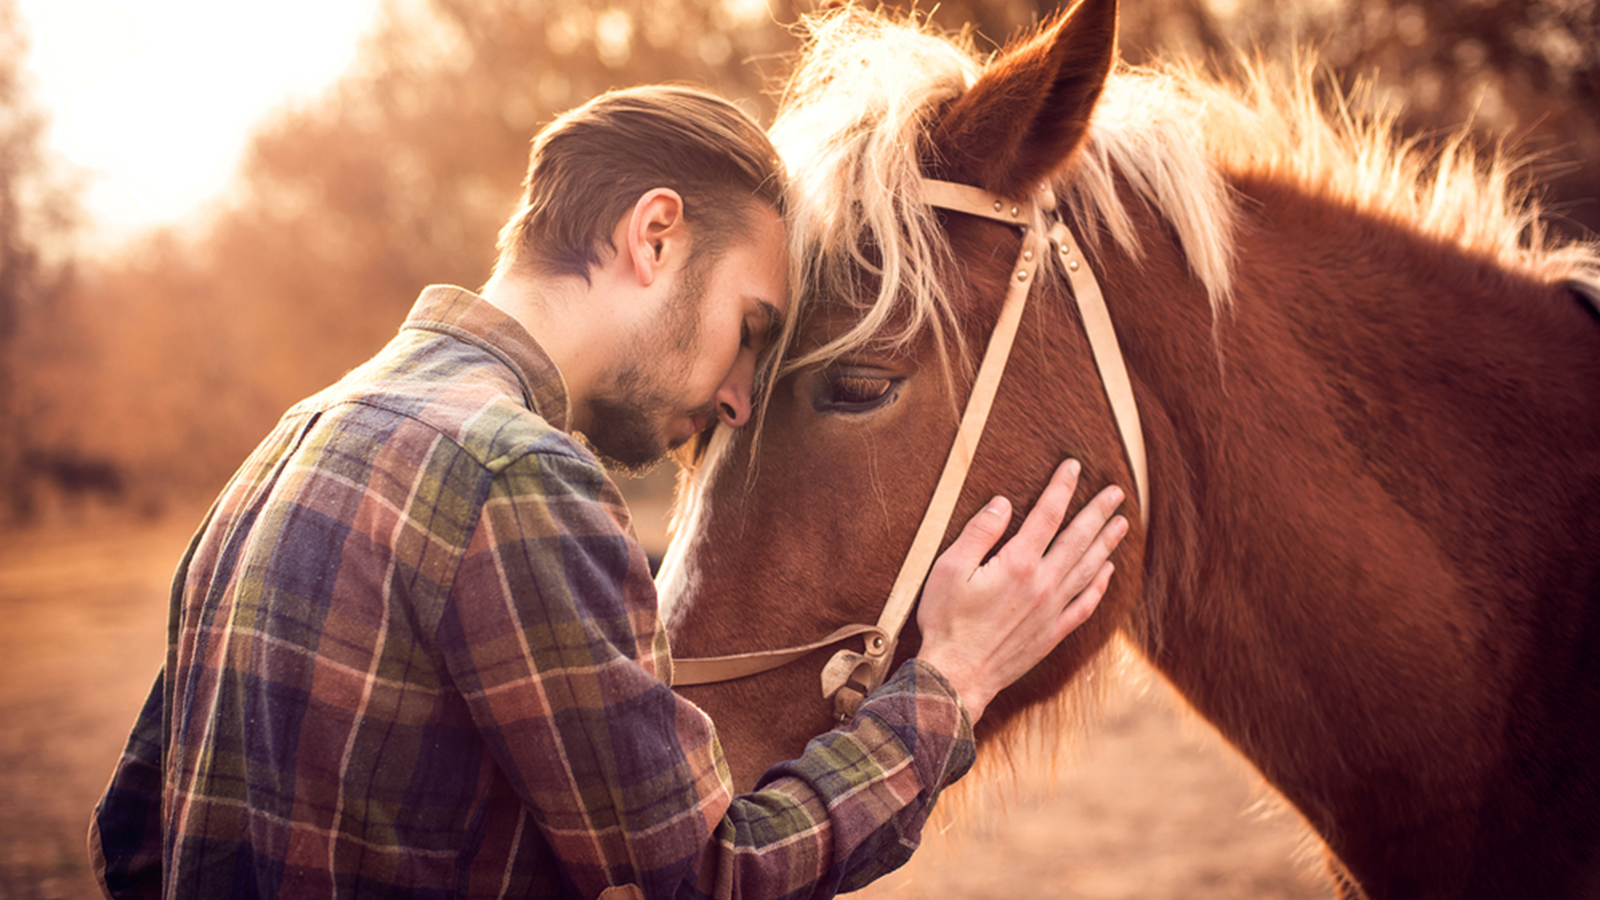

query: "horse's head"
xmin=661 ymin=0 xmax=1152 ymax=790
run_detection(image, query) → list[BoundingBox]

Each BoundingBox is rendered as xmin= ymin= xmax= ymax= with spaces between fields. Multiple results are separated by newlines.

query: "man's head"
xmin=492 ymin=86 xmax=792 ymax=471
xmin=494 ymin=85 xmax=786 ymax=285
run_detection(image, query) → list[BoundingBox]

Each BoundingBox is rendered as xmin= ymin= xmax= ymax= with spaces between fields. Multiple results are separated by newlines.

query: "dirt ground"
xmin=0 ymin=507 xmax=1334 ymax=900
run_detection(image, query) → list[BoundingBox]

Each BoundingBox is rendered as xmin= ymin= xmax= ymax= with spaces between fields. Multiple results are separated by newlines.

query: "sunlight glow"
xmin=19 ymin=0 xmax=381 ymax=243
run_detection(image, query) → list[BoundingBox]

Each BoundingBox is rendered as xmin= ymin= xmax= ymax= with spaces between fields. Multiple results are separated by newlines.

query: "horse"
xmin=656 ymin=1 xmax=1600 ymax=896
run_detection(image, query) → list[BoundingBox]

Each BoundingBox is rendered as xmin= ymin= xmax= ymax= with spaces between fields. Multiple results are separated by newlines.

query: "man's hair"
xmin=495 ymin=85 xmax=786 ymax=281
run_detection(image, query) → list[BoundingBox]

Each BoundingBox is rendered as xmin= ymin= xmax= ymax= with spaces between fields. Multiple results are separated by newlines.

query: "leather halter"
xmin=670 ymin=177 xmax=1149 ymax=722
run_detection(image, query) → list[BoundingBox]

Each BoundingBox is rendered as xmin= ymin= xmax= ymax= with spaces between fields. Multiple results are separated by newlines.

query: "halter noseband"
xmin=670 ymin=178 xmax=1149 ymax=722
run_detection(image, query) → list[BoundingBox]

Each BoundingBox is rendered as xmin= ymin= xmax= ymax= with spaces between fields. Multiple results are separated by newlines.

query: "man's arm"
xmin=446 ymin=446 xmax=1122 ymax=899
xmin=443 ymin=446 xmax=975 ymax=899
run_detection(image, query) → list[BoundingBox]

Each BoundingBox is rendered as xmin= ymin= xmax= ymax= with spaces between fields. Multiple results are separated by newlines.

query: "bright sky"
xmin=18 ymin=0 xmax=381 ymax=245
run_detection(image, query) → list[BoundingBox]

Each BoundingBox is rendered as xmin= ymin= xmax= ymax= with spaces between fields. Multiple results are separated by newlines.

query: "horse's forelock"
xmin=770 ymin=9 xmax=980 ymax=380
xmin=766 ymin=8 xmax=1243 ymax=381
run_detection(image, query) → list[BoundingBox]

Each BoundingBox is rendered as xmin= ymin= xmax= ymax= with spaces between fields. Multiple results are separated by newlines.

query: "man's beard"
xmin=581 ymin=254 xmax=712 ymax=474
xmin=584 ymin=379 xmax=711 ymax=475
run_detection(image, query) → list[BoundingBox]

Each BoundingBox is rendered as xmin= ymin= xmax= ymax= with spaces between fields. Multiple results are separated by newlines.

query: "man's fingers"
xmin=937 ymin=463 xmax=1123 ymax=586
xmin=1051 ymin=561 xmax=1114 ymax=642
xmin=937 ymin=495 xmax=1014 ymax=576
xmin=1006 ymin=459 xmax=1082 ymax=557
xmin=1045 ymin=484 xmax=1125 ymax=569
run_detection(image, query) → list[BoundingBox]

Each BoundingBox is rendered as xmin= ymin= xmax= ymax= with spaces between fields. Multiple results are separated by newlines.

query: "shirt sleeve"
xmin=88 ymin=673 xmax=166 ymax=900
xmin=443 ymin=445 xmax=976 ymax=900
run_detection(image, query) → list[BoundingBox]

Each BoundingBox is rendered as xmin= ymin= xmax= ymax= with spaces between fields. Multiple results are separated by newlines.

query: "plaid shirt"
xmin=89 ymin=285 xmax=975 ymax=900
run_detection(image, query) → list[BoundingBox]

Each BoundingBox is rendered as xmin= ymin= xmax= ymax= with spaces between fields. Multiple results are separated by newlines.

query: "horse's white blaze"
xmin=656 ymin=426 xmax=735 ymax=634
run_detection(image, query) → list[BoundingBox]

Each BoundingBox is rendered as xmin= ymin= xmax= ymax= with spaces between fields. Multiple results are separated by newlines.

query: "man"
xmin=90 ymin=85 xmax=1128 ymax=899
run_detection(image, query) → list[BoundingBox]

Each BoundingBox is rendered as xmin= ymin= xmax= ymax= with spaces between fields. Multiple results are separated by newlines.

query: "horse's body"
xmin=658 ymin=2 xmax=1600 ymax=896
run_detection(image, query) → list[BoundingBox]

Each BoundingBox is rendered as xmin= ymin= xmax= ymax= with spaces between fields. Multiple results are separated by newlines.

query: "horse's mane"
xmin=768 ymin=7 xmax=1600 ymax=380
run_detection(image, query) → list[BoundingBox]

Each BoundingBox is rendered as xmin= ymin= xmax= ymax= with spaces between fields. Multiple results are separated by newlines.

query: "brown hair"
xmin=495 ymin=85 xmax=786 ymax=282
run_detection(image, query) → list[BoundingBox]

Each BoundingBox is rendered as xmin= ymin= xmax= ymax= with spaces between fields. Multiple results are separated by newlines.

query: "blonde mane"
xmin=769 ymin=10 xmax=982 ymax=379
xmin=767 ymin=8 xmax=1600 ymax=380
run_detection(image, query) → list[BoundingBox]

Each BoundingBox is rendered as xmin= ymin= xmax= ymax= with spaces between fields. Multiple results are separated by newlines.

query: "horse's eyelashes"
xmin=815 ymin=372 xmax=898 ymax=413
xmin=836 ymin=375 xmax=890 ymax=402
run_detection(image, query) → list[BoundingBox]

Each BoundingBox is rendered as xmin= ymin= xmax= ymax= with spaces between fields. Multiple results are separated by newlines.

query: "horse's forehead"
xmin=790 ymin=288 xmax=933 ymax=351
xmin=799 ymin=292 xmax=874 ymax=330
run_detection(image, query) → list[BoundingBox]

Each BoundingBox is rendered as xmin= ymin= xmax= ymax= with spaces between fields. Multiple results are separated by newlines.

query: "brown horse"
xmin=657 ymin=1 xmax=1600 ymax=896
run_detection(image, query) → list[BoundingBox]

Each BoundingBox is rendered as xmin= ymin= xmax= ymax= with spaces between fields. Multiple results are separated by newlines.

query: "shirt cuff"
xmin=854 ymin=658 xmax=977 ymax=795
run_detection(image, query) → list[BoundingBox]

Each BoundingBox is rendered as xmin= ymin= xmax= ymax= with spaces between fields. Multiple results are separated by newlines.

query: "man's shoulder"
xmin=302 ymin=386 xmax=597 ymax=485
xmin=297 ymin=329 xmax=596 ymax=475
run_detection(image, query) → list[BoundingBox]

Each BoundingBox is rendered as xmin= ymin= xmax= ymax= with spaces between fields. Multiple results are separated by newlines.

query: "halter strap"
xmin=1046 ymin=211 xmax=1150 ymax=516
xmin=671 ymin=177 xmax=1148 ymax=723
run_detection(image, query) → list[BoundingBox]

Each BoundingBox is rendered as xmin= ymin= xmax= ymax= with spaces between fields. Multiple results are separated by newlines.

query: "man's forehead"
xmin=747 ymin=209 xmax=791 ymax=317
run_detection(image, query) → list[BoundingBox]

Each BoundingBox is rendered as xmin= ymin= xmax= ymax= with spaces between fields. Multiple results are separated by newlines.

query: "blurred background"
xmin=0 ymin=0 xmax=1594 ymax=897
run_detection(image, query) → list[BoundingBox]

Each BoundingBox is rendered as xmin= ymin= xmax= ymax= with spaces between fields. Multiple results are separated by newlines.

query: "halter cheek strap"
xmin=671 ymin=178 xmax=1148 ymax=725
xmin=919 ymin=178 xmax=1149 ymax=518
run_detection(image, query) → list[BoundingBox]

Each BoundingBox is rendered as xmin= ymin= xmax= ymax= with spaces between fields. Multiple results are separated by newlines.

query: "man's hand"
xmin=916 ymin=459 xmax=1127 ymax=723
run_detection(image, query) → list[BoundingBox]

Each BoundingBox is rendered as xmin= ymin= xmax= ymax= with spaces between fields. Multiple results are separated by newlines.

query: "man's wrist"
xmin=910 ymin=650 xmax=990 ymax=724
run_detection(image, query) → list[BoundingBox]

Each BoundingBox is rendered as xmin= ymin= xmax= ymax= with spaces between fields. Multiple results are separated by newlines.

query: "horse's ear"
xmin=928 ymin=0 xmax=1118 ymax=198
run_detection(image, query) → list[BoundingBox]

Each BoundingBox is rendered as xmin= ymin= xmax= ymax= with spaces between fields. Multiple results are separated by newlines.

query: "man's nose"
xmin=715 ymin=352 xmax=756 ymax=428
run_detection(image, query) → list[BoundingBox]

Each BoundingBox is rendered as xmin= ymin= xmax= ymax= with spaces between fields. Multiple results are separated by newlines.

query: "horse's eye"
xmin=815 ymin=371 xmax=898 ymax=413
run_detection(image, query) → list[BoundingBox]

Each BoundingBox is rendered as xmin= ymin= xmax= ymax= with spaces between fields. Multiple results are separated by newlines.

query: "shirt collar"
xmin=400 ymin=284 xmax=571 ymax=431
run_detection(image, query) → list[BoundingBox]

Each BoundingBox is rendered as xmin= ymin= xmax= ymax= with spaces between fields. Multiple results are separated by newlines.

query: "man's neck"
xmin=480 ymin=268 xmax=602 ymax=434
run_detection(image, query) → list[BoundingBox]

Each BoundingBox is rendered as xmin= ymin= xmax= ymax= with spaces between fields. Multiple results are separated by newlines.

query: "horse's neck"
xmin=1099 ymin=171 xmax=1600 ymax=833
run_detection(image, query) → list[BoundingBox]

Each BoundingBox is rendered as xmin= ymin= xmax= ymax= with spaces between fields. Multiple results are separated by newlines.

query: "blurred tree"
xmin=0 ymin=0 xmax=81 ymax=523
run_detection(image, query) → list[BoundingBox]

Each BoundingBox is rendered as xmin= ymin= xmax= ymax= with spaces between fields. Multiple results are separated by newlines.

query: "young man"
xmin=89 ymin=86 xmax=1128 ymax=899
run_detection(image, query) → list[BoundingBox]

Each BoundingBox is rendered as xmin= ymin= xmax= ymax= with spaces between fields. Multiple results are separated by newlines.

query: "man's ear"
xmin=625 ymin=188 xmax=686 ymax=287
